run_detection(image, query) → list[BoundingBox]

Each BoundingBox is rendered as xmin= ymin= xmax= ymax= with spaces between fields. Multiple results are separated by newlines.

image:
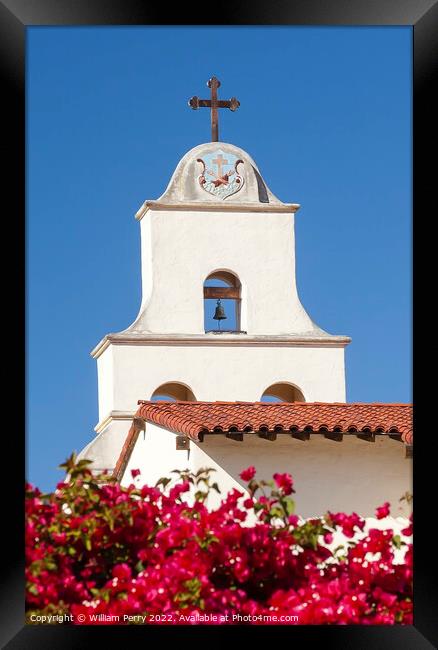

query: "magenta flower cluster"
xmin=26 ymin=457 xmax=412 ymax=625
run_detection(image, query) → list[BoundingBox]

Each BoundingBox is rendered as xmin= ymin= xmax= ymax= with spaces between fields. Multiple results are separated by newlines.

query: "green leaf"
xmin=269 ymin=506 xmax=284 ymax=519
xmin=392 ymin=535 xmax=404 ymax=549
xmin=155 ymin=477 xmax=172 ymax=489
xmin=76 ymin=459 xmax=94 ymax=468
xmin=333 ymin=545 xmax=346 ymax=555
xmin=45 ymin=560 xmax=58 ymax=571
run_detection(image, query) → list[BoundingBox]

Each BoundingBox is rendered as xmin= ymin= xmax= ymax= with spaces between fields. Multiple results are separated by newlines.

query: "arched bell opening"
xmin=151 ymin=382 xmax=197 ymax=402
xmin=204 ymin=270 xmax=243 ymax=333
xmin=260 ymin=382 xmax=306 ymax=403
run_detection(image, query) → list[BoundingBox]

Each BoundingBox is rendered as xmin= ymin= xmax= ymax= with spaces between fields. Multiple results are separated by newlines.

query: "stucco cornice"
xmin=91 ymin=333 xmax=352 ymax=359
xmin=135 ymin=200 xmax=301 ymax=220
xmin=94 ymin=410 xmax=137 ymax=433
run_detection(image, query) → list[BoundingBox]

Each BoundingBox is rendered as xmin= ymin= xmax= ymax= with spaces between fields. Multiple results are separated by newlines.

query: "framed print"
xmin=2 ymin=0 xmax=436 ymax=646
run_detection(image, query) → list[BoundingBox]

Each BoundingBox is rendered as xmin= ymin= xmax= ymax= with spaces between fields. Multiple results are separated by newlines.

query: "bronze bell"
xmin=213 ymin=299 xmax=227 ymax=330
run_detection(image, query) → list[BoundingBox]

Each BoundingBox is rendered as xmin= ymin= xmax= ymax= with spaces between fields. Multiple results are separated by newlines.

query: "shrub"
xmin=25 ymin=455 xmax=412 ymax=625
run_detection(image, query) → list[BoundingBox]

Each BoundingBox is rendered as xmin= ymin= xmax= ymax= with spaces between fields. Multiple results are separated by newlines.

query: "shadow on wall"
xmin=261 ymin=382 xmax=306 ymax=402
xmin=150 ymin=381 xmax=306 ymax=403
xmin=253 ymin=166 xmax=269 ymax=203
xmin=191 ymin=435 xmax=411 ymax=519
xmin=151 ymin=382 xmax=197 ymax=401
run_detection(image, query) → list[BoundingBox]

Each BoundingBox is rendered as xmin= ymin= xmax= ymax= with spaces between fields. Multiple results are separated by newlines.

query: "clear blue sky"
xmin=27 ymin=26 xmax=411 ymax=491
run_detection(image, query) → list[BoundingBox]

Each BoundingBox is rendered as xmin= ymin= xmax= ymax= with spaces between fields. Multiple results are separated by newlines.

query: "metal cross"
xmin=188 ymin=76 xmax=240 ymax=142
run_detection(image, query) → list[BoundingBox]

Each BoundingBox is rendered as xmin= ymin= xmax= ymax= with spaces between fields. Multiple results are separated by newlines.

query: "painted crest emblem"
xmin=196 ymin=150 xmax=244 ymax=199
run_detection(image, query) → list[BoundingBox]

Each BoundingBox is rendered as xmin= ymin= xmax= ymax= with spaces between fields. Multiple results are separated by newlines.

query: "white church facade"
xmin=78 ymin=80 xmax=412 ymax=518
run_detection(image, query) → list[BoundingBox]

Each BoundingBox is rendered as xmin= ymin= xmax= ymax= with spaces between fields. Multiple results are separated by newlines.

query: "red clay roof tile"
xmin=135 ymin=401 xmax=413 ymax=444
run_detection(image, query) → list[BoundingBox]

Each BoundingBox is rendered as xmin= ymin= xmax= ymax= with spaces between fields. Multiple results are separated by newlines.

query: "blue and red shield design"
xmin=196 ymin=150 xmax=244 ymax=199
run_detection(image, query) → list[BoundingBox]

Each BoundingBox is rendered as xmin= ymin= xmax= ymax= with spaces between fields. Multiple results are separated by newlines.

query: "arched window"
xmin=260 ymin=382 xmax=305 ymax=403
xmin=204 ymin=271 xmax=242 ymax=333
xmin=151 ymin=382 xmax=196 ymax=402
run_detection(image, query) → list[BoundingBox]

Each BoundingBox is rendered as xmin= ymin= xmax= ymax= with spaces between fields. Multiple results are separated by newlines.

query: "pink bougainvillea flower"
xmin=239 ymin=466 xmax=256 ymax=482
xmin=130 ymin=468 xmax=141 ymax=479
xmin=273 ymin=472 xmax=294 ymax=495
xmin=25 ymin=458 xmax=412 ymax=626
xmin=329 ymin=511 xmax=365 ymax=538
xmin=402 ymin=519 xmax=413 ymax=536
xmin=375 ymin=501 xmax=391 ymax=519
xmin=112 ymin=563 xmax=132 ymax=581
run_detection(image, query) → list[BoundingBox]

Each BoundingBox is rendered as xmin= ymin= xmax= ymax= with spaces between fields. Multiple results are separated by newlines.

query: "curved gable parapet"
xmin=147 ymin=142 xmax=289 ymax=207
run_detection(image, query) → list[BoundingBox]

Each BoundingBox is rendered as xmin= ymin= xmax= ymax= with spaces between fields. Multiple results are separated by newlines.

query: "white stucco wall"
xmin=95 ymin=341 xmax=346 ymax=420
xmin=135 ymin=208 xmax=320 ymax=336
xmin=96 ymin=346 xmax=114 ymax=419
xmin=122 ymin=423 xmax=412 ymax=519
xmin=77 ymin=419 xmax=130 ymax=473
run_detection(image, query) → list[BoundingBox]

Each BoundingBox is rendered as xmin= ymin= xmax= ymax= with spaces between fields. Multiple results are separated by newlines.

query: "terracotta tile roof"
xmin=135 ymin=401 xmax=413 ymax=444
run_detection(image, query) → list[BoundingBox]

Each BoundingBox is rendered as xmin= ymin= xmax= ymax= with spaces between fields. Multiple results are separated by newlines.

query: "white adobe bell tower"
xmin=80 ymin=78 xmax=351 ymax=473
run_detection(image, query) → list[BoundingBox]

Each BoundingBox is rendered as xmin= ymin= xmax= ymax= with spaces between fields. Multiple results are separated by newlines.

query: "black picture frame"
xmin=2 ymin=0 xmax=436 ymax=647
